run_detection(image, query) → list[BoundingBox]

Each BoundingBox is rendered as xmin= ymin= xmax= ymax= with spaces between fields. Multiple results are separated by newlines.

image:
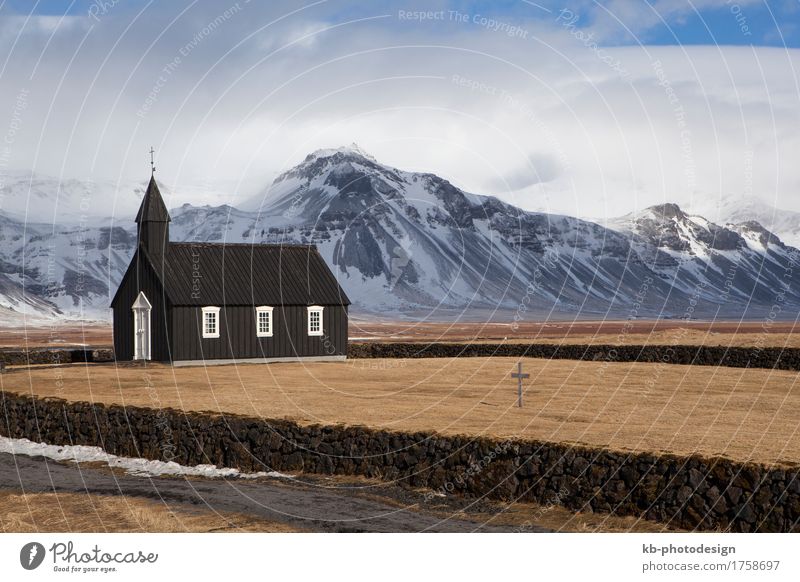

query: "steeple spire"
xmin=135 ymin=174 xmax=170 ymax=224
xmin=135 ymin=157 xmax=170 ymax=264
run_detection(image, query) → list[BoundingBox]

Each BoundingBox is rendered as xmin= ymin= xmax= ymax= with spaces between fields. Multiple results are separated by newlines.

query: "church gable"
xmin=110 ymin=246 xmax=170 ymax=308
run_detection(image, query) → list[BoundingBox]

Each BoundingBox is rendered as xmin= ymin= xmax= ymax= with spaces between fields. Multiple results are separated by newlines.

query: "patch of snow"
xmin=308 ymin=143 xmax=377 ymax=162
xmin=0 ymin=436 xmax=291 ymax=480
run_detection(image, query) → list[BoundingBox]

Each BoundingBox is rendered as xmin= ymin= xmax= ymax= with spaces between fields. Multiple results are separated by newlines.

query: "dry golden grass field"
xmin=6 ymin=319 xmax=800 ymax=347
xmin=3 ymin=357 xmax=798 ymax=468
xmin=0 ymin=491 xmax=296 ymax=533
xmin=0 ymin=325 xmax=112 ymax=348
xmin=351 ymin=320 xmax=800 ymax=347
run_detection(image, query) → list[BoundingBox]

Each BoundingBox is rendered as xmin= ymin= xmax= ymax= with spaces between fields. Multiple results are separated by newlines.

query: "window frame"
xmin=255 ymin=306 xmax=274 ymax=338
xmin=307 ymin=305 xmax=324 ymax=336
xmin=201 ymin=306 xmax=221 ymax=339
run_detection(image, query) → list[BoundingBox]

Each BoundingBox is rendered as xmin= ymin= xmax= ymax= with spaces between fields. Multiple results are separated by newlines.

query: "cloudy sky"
xmin=0 ymin=0 xmax=798 ymax=219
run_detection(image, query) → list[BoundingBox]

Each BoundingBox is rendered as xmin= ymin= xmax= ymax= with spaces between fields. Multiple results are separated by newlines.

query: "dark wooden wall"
xmin=170 ymin=304 xmax=348 ymax=361
xmin=111 ymin=253 xmax=172 ymax=361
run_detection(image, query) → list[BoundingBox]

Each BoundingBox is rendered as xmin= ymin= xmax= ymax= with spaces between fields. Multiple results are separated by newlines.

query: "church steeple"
xmin=136 ymin=174 xmax=170 ymax=224
xmin=136 ymin=174 xmax=170 ymax=264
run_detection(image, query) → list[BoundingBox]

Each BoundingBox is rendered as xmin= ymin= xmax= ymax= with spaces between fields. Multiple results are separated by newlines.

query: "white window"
xmin=202 ymin=306 xmax=220 ymax=338
xmin=307 ymin=306 xmax=324 ymax=336
xmin=256 ymin=306 xmax=273 ymax=337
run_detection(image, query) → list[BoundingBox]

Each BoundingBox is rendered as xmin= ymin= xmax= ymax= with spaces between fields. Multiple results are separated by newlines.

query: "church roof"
xmin=151 ymin=242 xmax=350 ymax=306
xmin=135 ymin=175 xmax=171 ymax=223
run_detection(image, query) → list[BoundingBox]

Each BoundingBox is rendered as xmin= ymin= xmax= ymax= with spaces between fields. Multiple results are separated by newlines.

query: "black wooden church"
xmin=111 ymin=173 xmax=349 ymax=365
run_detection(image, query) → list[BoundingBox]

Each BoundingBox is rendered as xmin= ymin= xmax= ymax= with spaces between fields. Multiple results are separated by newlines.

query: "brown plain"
xmin=7 ymin=319 xmax=799 ymax=348
xmin=350 ymin=319 xmax=800 ymax=347
xmin=3 ymin=357 xmax=798 ymax=468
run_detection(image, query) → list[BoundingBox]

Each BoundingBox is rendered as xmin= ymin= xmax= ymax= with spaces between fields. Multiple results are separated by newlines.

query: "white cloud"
xmin=0 ymin=2 xmax=796 ymax=221
xmin=0 ymin=14 xmax=87 ymax=43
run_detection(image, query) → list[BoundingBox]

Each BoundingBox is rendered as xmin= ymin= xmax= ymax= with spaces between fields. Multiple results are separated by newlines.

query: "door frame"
xmin=132 ymin=291 xmax=152 ymax=360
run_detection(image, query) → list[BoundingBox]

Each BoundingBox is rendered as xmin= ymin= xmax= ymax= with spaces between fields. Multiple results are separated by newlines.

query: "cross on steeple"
xmin=149 ymin=146 xmax=156 ymax=175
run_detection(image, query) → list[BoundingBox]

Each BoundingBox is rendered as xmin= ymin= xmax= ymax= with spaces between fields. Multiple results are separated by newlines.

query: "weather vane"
xmin=149 ymin=146 xmax=156 ymax=175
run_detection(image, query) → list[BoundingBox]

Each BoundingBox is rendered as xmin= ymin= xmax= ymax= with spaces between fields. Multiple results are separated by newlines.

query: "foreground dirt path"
xmin=0 ymin=452 xmax=541 ymax=533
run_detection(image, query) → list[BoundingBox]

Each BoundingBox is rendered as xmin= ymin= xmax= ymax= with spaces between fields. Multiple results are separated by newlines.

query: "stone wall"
xmin=350 ymin=342 xmax=800 ymax=371
xmin=1 ymin=390 xmax=797 ymax=532
xmin=2 ymin=343 xmax=797 ymax=371
xmin=0 ymin=348 xmax=114 ymax=366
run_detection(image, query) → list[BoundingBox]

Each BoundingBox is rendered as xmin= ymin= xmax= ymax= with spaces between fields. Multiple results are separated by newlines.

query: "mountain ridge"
xmin=1 ymin=146 xmax=798 ymax=323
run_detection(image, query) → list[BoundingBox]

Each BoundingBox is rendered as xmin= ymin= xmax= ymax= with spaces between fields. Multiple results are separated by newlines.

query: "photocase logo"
xmin=20 ymin=542 xmax=46 ymax=570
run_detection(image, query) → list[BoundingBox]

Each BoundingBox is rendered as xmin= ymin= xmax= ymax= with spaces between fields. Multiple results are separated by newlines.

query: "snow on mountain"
xmin=240 ymin=144 xmax=376 ymax=211
xmin=1 ymin=146 xmax=799 ymax=323
xmin=0 ymin=272 xmax=62 ymax=325
xmin=686 ymin=194 xmax=800 ymax=249
xmin=238 ymin=147 xmax=644 ymax=314
xmin=609 ymin=203 xmax=798 ymax=311
xmin=239 ymin=147 xmax=800 ymax=317
xmin=0 ymin=211 xmax=135 ymax=322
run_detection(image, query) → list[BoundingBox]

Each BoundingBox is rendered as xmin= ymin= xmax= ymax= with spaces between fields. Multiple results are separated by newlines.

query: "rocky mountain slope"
xmin=609 ymin=203 xmax=798 ymax=314
xmin=0 ymin=212 xmax=134 ymax=322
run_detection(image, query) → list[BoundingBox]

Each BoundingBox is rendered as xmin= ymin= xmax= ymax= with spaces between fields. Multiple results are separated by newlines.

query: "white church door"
xmin=132 ymin=291 xmax=152 ymax=360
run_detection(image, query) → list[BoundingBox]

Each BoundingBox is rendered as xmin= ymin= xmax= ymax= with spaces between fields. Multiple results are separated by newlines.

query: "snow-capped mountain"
xmin=686 ymin=194 xmax=800 ymax=248
xmin=609 ymin=203 xmax=799 ymax=312
xmin=0 ymin=211 xmax=135 ymax=322
xmin=1 ymin=146 xmax=799 ymax=323
xmin=238 ymin=147 xmax=649 ymax=314
xmin=179 ymin=147 xmax=800 ymax=318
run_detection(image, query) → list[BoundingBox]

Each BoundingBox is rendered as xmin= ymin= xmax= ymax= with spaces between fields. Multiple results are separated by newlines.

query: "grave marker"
xmin=511 ymin=361 xmax=529 ymax=407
